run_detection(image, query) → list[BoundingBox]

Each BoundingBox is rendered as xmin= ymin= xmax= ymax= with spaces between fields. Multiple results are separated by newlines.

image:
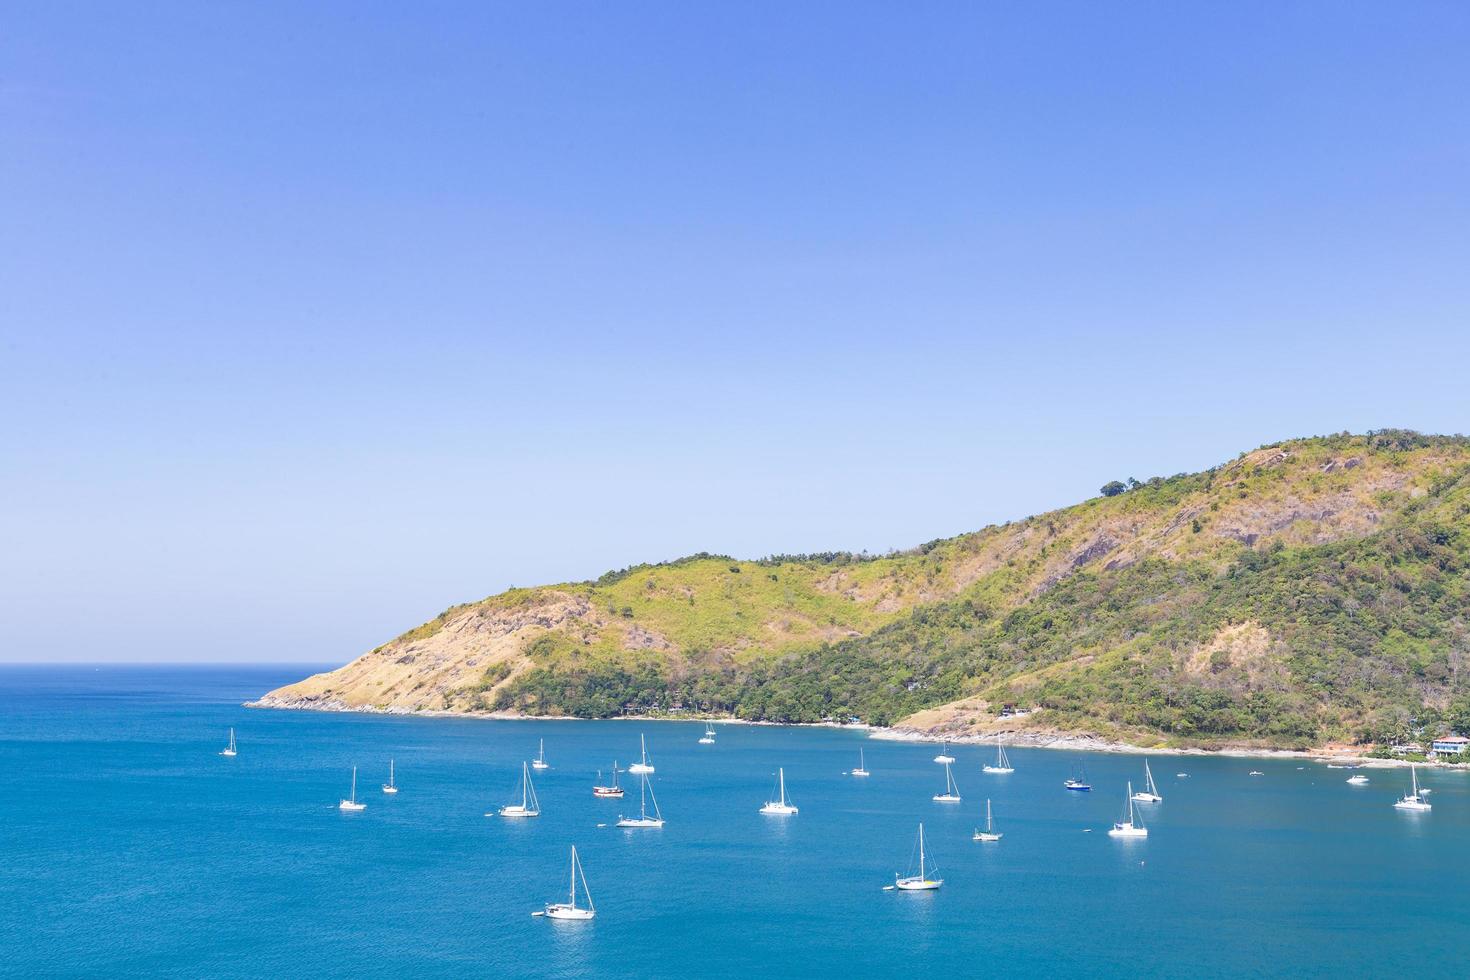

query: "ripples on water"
xmin=2 ymin=665 xmax=1468 ymax=979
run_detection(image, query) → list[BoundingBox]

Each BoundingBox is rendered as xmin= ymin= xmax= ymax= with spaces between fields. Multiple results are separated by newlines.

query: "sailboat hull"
xmin=932 ymin=794 xmax=961 ymax=803
xmin=851 ymin=769 xmax=870 ymax=777
xmin=592 ymin=787 xmax=624 ymax=798
xmin=760 ymin=803 xmax=798 ymax=814
xmin=895 ymin=877 xmax=942 ymax=891
xmin=498 ymin=805 xmax=539 ymax=818
xmin=532 ymin=762 xmax=549 ymax=770
xmin=1131 ymin=792 xmax=1162 ymax=803
xmin=616 ymin=817 xmax=664 ymax=827
xmin=543 ymin=904 xmax=594 ymax=920
xmin=982 ymin=766 xmax=1013 ymax=774
xmin=628 ymin=764 xmax=654 ymax=774
xmin=973 ymin=832 xmax=1002 ymax=842
xmin=339 ymin=800 xmax=366 ymax=812
xmin=933 ymin=755 xmax=955 ymax=764
xmin=1108 ymin=824 xmax=1147 ymax=837
xmin=382 ymin=785 xmax=398 ymax=794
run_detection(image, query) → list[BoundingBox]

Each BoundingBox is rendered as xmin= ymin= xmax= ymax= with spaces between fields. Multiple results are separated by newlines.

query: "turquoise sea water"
xmin=4 ymin=665 xmax=1470 ymax=979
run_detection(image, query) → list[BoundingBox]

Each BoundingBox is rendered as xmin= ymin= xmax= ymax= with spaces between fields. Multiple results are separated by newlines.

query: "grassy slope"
xmin=273 ymin=432 xmax=1470 ymax=747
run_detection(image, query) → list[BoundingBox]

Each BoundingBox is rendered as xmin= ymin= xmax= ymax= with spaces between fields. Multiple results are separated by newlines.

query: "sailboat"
xmin=1107 ymin=782 xmax=1147 ymax=837
xmin=382 ymin=758 xmax=398 ymax=794
xmin=538 ymin=845 xmax=596 ymax=920
xmin=933 ymin=740 xmax=956 ymax=765
xmin=628 ymin=734 xmax=655 ymax=774
xmin=1064 ymin=761 xmax=1092 ymax=792
xmin=972 ymin=799 xmax=1002 ymax=842
xmin=698 ymin=723 xmax=716 ymax=745
xmin=495 ymin=762 xmax=542 ymax=818
xmin=760 ymin=767 xmax=799 ymax=814
xmin=933 ymin=760 xmax=961 ymax=802
xmin=1131 ymin=760 xmax=1162 ymax=803
xmin=616 ymin=772 xmax=664 ymax=827
xmin=851 ymin=748 xmax=870 ymax=777
xmin=593 ymin=762 xmax=625 ymax=798
xmin=1393 ymin=764 xmax=1431 ymax=811
xmin=219 ymin=728 xmax=237 ymax=757
xmin=892 ymin=823 xmax=943 ymax=891
xmin=339 ymin=766 xmax=366 ymax=812
xmin=532 ymin=739 xmax=550 ymax=770
xmin=982 ymin=743 xmax=1013 ymax=774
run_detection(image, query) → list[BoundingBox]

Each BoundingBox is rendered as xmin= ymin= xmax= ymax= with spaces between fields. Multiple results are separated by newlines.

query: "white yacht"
xmin=698 ymin=723 xmax=716 ymax=745
xmin=892 ymin=823 xmax=943 ymax=891
xmin=339 ymin=766 xmax=367 ymax=812
xmin=1108 ymin=782 xmax=1147 ymax=837
xmin=495 ymin=762 xmax=541 ymax=818
xmin=760 ymin=767 xmax=798 ymax=815
xmin=532 ymin=739 xmax=550 ymax=770
xmin=1131 ymin=759 xmax=1163 ymax=803
xmin=219 ymin=728 xmax=237 ymax=758
xmin=933 ymin=740 xmax=956 ymax=765
xmin=982 ymin=743 xmax=1013 ymax=774
xmin=1393 ymin=765 xmax=1431 ymax=811
xmin=851 ymin=748 xmax=870 ymax=777
xmin=628 ymin=734 xmax=655 ymax=774
xmin=933 ymin=760 xmax=961 ymax=802
xmin=972 ymin=799 xmax=1002 ymax=842
xmin=593 ymin=762 xmax=624 ymax=798
xmin=616 ymin=772 xmax=664 ymax=827
xmin=382 ymin=758 xmax=398 ymax=794
xmin=538 ymin=845 xmax=595 ymax=920
xmin=1346 ymin=773 xmax=1369 ymax=785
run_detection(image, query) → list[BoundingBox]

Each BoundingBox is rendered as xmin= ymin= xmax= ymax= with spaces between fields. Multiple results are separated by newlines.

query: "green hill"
xmin=259 ymin=430 xmax=1470 ymax=749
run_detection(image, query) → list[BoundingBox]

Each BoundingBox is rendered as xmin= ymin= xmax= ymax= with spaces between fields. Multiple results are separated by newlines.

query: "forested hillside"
xmin=260 ymin=431 xmax=1470 ymax=749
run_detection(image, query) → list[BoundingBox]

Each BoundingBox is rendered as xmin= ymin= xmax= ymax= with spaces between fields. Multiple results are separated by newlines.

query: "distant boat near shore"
xmin=219 ymin=728 xmax=237 ymax=757
xmin=496 ymin=762 xmax=541 ymax=818
xmin=339 ymin=766 xmax=366 ymax=812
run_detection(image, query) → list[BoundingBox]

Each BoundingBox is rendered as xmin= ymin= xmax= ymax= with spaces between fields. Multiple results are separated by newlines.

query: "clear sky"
xmin=3 ymin=2 xmax=1468 ymax=664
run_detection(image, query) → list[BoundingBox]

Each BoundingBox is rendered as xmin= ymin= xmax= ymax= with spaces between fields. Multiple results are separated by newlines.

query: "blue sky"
xmin=3 ymin=2 xmax=1468 ymax=663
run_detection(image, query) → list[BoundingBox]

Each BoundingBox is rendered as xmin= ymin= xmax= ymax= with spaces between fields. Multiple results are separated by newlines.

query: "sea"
xmin=3 ymin=665 xmax=1469 ymax=979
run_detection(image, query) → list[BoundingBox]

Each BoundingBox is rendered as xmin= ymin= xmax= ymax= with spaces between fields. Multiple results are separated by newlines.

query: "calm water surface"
xmin=3 ymin=665 xmax=1469 ymax=978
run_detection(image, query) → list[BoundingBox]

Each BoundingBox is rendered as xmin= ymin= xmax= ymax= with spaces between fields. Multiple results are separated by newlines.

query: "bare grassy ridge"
xmin=262 ymin=431 xmax=1470 ymax=747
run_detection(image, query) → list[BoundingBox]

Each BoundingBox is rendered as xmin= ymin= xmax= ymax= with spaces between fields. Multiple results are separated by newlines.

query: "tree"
xmin=1100 ymin=481 xmax=1127 ymax=497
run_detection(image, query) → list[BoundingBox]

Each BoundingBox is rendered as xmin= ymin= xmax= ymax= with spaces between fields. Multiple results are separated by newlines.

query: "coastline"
xmin=246 ymin=694 xmax=1466 ymax=769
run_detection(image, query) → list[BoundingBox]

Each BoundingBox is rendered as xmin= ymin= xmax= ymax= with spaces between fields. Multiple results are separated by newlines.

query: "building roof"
xmin=1433 ymin=735 xmax=1470 ymax=743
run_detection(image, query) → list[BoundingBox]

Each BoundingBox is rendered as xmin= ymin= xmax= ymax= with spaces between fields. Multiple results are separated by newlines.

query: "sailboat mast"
xmin=918 ymin=824 xmax=926 ymax=879
xmin=351 ymin=766 xmax=357 ymax=803
xmin=569 ymin=846 xmax=578 ymax=906
xmin=779 ymin=768 xmax=786 ymax=804
xmin=522 ymin=762 xmax=529 ymax=809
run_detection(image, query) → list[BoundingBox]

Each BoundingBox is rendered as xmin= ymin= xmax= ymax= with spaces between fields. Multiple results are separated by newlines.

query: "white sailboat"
xmin=616 ymin=772 xmax=664 ymax=827
xmin=219 ymin=728 xmax=237 ymax=757
xmin=982 ymin=743 xmax=1013 ymax=774
xmin=933 ymin=740 xmax=956 ymax=765
xmin=851 ymin=748 xmax=870 ymax=777
xmin=1393 ymin=764 xmax=1431 ymax=811
xmin=538 ymin=845 xmax=595 ymax=920
xmin=698 ymin=723 xmax=716 ymax=745
xmin=932 ymin=760 xmax=961 ymax=802
xmin=495 ymin=762 xmax=542 ymax=818
xmin=972 ymin=799 xmax=1002 ymax=842
xmin=893 ymin=823 xmax=943 ymax=891
xmin=339 ymin=766 xmax=367 ymax=812
xmin=1131 ymin=760 xmax=1162 ymax=803
xmin=532 ymin=739 xmax=550 ymax=770
xmin=382 ymin=758 xmax=398 ymax=794
xmin=593 ymin=762 xmax=624 ymax=798
xmin=628 ymin=734 xmax=655 ymax=774
xmin=760 ymin=767 xmax=799 ymax=814
xmin=1108 ymin=782 xmax=1147 ymax=837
